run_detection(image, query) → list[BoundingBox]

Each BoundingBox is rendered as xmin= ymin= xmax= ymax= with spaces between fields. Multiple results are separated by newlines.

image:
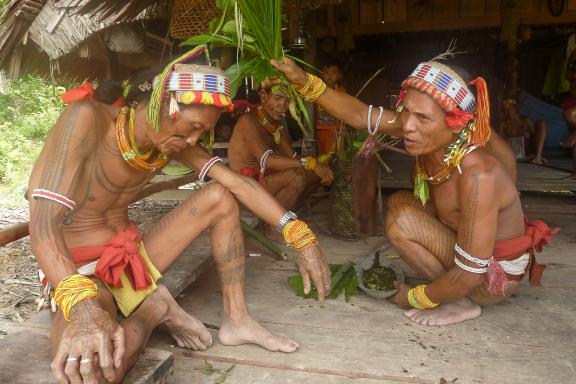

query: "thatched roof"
xmin=0 ymin=0 xmax=169 ymax=65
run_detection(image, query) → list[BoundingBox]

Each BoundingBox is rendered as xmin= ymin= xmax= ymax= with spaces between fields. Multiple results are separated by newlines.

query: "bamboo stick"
xmin=240 ymin=220 xmax=288 ymax=261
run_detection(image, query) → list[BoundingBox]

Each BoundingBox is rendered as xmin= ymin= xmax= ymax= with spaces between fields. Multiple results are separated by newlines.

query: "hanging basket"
xmin=329 ymin=159 xmax=357 ymax=239
xmin=169 ymin=0 xmax=220 ymax=40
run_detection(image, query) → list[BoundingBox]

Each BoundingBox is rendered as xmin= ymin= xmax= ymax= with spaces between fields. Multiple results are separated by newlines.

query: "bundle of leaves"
xmin=182 ymin=0 xmax=315 ymax=137
xmin=0 ymin=75 xmax=66 ymax=206
xmin=288 ymin=263 xmax=358 ymax=302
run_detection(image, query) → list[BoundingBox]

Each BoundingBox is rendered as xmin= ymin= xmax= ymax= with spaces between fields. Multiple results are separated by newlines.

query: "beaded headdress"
xmin=397 ymin=60 xmax=491 ymax=147
xmin=146 ymin=45 xmax=234 ymax=132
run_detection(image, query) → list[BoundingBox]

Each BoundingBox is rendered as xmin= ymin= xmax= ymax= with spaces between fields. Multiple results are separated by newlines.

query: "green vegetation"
xmin=0 ymin=75 xmax=66 ymax=206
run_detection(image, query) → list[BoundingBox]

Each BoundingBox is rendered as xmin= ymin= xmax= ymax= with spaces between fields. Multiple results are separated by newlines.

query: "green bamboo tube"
xmin=240 ymin=220 xmax=288 ymax=261
xmin=329 ymin=262 xmax=353 ymax=297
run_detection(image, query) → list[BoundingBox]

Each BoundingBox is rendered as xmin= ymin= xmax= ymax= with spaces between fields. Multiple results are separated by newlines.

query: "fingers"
xmin=51 ymin=346 xmax=71 ymax=384
xmin=112 ymin=325 xmax=125 ymax=369
xmin=79 ymin=348 xmax=98 ymax=384
xmin=96 ymin=333 xmax=116 ymax=383
xmin=300 ymin=265 xmax=311 ymax=295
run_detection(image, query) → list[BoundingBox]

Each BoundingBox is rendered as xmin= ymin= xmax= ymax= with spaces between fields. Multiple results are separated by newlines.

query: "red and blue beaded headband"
xmin=405 ymin=62 xmax=476 ymax=113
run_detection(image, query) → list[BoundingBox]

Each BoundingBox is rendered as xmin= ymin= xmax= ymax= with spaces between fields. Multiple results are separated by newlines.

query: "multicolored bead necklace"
xmin=115 ymin=106 xmax=168 ymax=171
xmin=256 ymin=107 xmax=282 ymax=144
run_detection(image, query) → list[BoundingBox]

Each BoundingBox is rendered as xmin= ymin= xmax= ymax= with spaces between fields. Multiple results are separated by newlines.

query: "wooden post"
xmin=351 ymin=155 xmax=377 ymax=236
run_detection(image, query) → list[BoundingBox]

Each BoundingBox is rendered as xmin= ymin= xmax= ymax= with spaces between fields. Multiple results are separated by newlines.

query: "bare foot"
xmin=219 ymin=315 xmax=300 ymax=352
xmin=403 ymin=298 xmax=481 ymax=326
xmin=153 ymin=285 xmax=213 ymax=350
xmin=530 ymin=157 xmax=548 ymax=165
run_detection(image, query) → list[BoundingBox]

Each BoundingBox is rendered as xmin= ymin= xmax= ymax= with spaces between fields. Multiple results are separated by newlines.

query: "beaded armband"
xmin=300 ymin=156 xmax=317 ymax=171
xmin=31 ymin=189 xmax=76 ymax=210
xmin=453 ymin=243 xmax=488 ymax=274
xmin=276 ymin=210 xmax=298 ymax=232
xmin=282 ymin=220 xmax=318 ymax=252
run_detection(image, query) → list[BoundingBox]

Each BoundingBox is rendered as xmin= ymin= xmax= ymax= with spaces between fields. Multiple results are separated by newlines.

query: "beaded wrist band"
xmin=199 ymin=156 xmax=223 ymax=182
xmin=282 ymin=220 xmax=318 ymax=252
xmin=301 ymin=156 xmax=317 ymax=171
xmin=52 ymin=274 xmax=99 ymax=321
xmin=407 ymin=284 xmax=439 ymax=309
xmin=296 ymin=74 xmax=327 ymax=102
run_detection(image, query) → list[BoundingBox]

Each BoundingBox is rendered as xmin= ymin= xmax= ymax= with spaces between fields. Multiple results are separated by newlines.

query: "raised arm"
xmin=28 ymin=103 xmax=124 ymax=383
xmin=271 ymin=57 xmax=403 ymax=136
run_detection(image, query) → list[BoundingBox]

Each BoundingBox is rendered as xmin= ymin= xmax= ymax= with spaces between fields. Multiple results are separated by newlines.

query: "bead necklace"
xmin=256 ymin=107 xmax=282 ymax=144
xmin=415 ymin=156 xmax=456 ymax=185
xmin=115 ymin=106 xmax=168 ymax=171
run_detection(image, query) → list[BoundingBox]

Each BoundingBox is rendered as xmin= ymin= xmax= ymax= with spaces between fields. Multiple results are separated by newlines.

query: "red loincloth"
xmin=561 ymin=96 xmax=576 ymax=109
xmin=240 ymin=166 xmax=270 ymax=185
xmin=69 ymin=223 xmax=153 ymax=290
xmin=490 ymin=219 xmax=559 ymax=292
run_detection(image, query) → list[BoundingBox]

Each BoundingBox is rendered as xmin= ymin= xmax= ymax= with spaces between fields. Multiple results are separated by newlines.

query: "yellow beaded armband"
xmin=407 ymin=284 xmax=438 ymax=309
xmin=52 ymin=274 xmax=99 ymax=321
xmin=282 ymin=220 xmax=318 ymax=252
xmin=296 ymin=74 xmax=327 ymax=102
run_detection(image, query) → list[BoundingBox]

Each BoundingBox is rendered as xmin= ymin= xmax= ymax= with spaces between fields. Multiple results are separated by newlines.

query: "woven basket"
xmin=169 ymin=0 xmax=220 ymax=40
xmin=329 ymin=159 xmax=357 ymax=239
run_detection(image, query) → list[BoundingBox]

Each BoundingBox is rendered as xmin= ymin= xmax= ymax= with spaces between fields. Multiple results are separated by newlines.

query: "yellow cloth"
xmin=105 ymin=242 xmax=161 ymax=317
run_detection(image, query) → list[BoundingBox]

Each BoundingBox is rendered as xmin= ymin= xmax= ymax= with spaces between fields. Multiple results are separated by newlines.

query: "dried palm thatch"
xmin=0 ymin=0 xmax=46 ymax=66
xmin=0 ymin=0 xmax=170 ymax=64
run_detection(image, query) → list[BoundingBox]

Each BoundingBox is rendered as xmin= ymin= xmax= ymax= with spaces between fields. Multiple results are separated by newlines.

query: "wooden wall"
xmin=316 ymin=0 xmax=576 ymax=36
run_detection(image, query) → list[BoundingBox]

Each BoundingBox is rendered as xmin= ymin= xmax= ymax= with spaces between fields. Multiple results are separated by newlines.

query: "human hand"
xmin=270 ymin=57 xmax=309 ymax=89
xmin=298 ymin=245 xmax=331 ymax=303
xmin=314 ymin=164 xmax=334 ymax=185
xmin=388 ymin=281 xmax=412 ymax=309
xmin=51 ymin=299 xmax=125 ymax=384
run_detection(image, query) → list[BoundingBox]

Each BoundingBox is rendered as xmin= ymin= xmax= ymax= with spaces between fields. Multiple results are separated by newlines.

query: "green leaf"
xmin=222 ymin=19 xmax=237 ymax=34
xmin=215 ymin=373 xmax=228 ymax=384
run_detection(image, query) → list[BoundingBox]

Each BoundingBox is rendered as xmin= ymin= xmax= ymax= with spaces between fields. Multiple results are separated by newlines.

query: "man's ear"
xmin=258 ymin=89 xmax=267 ymax=102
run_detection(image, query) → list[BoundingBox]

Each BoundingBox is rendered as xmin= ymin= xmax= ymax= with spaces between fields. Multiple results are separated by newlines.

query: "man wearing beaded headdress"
xmin=28 ymin=46 xmax=331 ymax=384
xmin=273 ymin=56 xmax=558 ymax=326
xmin=229 ymin=80 xmax=334 ymax=239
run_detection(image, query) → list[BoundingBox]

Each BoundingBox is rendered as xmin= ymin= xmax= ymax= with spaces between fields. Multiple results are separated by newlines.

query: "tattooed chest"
xmin=77 ymin=155 xmax=156 ymax=209
xmin=432 ymin=181 xmax=460 ymax=230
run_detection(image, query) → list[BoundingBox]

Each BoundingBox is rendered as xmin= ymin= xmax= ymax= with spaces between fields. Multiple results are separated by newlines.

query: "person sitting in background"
xmin=499 ymin=98 xmax=548 ymax=164
xmin=228 ymin=83 xmax=334 ymax=240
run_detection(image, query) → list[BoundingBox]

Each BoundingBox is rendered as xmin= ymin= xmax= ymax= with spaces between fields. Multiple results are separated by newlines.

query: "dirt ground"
xmin=0 ymin=201 xmax=181 ymax=328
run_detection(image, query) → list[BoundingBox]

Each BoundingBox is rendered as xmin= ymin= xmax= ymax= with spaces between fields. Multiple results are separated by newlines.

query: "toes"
xmin=191 ymin=336 xmax=208 ymax=351
xmin=199 ymin=330 xmax=213 ymax=347
xmin=404 ymin=309 xmax=419 ymax=318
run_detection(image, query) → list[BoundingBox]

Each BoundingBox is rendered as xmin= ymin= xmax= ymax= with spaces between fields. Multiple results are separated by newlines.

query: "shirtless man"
xmin=29 ymin=48 xmax=331 ymax=384
xmin=273 ymin=57 xmax=556 ymax=326
xmin=499 ymin=98 xmax=548 ymax=164
xmin=228 ymin=85 xmax=334 ymax=236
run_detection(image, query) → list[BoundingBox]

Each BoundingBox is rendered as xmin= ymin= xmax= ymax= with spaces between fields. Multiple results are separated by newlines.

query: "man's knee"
xmin=385 ymin=204 xmax=412 ymax=243
xmin=386 ymin=191 xmax=415 ymax=209
xmin=284 ymin=168 xmax=306 ymax=192
xmin=195 ymin=182 xmax=239 ymax=217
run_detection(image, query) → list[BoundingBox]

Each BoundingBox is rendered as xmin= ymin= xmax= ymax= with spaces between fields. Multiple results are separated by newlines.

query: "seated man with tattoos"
xmin=28 ymin=47 xmax=331 ymax=384
xmin=273 ymin=56 xmax=557 ymax=326
xmin=228 ymin=83 xmax=334 ymax=238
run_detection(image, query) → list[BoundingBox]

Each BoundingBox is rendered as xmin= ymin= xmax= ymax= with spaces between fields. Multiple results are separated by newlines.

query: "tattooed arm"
xmin=271 ymin=57 xmax=403 ymax=136
xmin=424 ymin=166 xmax=500 ymax=303
xmin=28 ymin=103 xmax=124 ymax=383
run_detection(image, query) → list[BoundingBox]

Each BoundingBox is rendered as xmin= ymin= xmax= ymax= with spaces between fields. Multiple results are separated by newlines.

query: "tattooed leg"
xmin=385 ymin=191 xmax=482 ymax=326
xmin=211 ymin=188 xmax=299 ymax=352
xmin=142 ymin=183 xmax=298 ymax=352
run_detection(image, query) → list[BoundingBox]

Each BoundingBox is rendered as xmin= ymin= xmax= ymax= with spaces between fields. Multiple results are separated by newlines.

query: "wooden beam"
xmin=317 ymin=11 xmax=576 ymax=36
